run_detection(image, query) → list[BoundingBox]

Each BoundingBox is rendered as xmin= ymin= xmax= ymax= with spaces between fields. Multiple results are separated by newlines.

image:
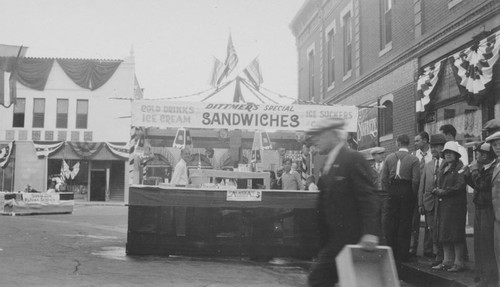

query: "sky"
xmin=0 ymin=0 xmax=305 ymax=103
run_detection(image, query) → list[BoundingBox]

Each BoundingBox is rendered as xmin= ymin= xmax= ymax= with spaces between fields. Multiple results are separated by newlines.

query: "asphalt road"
xmin=0 ymin=205 xmax=309 ymax=287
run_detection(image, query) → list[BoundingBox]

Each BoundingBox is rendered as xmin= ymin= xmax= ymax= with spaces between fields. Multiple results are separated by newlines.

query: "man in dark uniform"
xmin=381 ymin=134 xmax=420 ymax=262
xmin=464 ymin=142 xmax=498 ymax=286
xmin=306 ymin=118 xmax=380 ymax=287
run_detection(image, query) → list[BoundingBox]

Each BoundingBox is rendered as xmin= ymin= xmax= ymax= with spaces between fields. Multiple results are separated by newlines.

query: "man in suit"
xmin=486 ymin=131 xmax=500 ymax=282
xmin=410 ymin=131 xmax=434 ymax=257
xmin=418 ymin=134 xmax=446 ymax=266
xmin=306 ymin=118 xmax=380 ymax=287
xmin=381 ymin=134 xmax=420 ymax=262
xmin=371 ymin=147 xmax=388 ymax=244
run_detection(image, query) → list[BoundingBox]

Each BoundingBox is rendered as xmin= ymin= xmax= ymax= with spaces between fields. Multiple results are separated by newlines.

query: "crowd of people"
xmin=302 ymin=118 xmax=500 ymax=287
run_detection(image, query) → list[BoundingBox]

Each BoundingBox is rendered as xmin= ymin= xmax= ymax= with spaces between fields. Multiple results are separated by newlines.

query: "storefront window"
xmin=424 ymin=101 xmax=482 ymax=144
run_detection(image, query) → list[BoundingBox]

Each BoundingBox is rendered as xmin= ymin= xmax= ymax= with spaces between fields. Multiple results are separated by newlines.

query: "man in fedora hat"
xmin=419 ymin=134 xmax=447 ymax=266
xmin=486 ymin=131 xmax=500 ymax=282
xmin=306 ymin=118 xmax=380 ymax=287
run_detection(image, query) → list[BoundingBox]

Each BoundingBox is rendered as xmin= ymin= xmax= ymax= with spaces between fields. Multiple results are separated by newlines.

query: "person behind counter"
xmin=25 ymin=184 xmax=39 ymax=193
xmin=171 ymin=148 xmax=191 ymax=186
xmin=281 ymin=158 xmax=304 ymax=190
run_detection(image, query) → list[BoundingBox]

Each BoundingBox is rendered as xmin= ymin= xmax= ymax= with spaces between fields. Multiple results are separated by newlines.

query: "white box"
xmin=336 ymin=245 xmax=399 ymax=287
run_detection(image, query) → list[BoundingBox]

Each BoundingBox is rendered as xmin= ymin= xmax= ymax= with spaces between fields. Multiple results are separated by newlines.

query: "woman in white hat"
xmin=431 ymin=141 xmax=467 ymax=272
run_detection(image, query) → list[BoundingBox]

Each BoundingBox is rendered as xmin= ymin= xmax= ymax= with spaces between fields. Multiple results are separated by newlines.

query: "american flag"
xmin=217 ymin=34 xmax=239 ymax=85
xmin=209 ymin=56 xmax=225 ymax=87
xmin=243 ymin=57 xmax=263 ymax=90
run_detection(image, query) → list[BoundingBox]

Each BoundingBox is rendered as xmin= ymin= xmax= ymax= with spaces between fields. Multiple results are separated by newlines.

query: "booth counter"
xmin=1 ymin=192 xmax=74 ymax=215
xmin=126 ymin=185 xmax=319 ymax=259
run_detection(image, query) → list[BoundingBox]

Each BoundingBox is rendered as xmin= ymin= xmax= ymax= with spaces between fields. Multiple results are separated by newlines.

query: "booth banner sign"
xmin=132 ymin=100 xmax=358 ymax=132
xmin=357 ymin=106 xmax=378 ymax=150
xmin=22 ymin=193 xmax=59 ymax=204
xmin=226 ymin=189 xmax=262 ymax=201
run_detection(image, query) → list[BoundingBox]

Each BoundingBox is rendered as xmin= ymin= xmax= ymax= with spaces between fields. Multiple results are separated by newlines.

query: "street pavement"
xmin=0 ymin=205 xmax=309 ymax=287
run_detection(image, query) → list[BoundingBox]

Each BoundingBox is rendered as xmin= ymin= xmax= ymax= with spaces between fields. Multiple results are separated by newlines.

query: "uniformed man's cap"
xmin=486 ymin=131 xmax=500 ymax=143
xmin=370 ymin=147 xmax=385 ymax=155
xmin=305 ymin=118 xmax=345 ymax=136
xmin=483 ymin=119 xmax=500 ymax=133
xmin=429 ymin=134 xmax=447 ymax=145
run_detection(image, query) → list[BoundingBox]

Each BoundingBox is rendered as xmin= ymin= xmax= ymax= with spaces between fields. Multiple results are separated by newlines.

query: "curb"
xmin=398 ymin=257 xmax=476 ymax=287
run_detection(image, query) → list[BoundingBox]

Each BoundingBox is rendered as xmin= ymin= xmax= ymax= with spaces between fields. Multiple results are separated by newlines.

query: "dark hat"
xmin=429 ymin=134 xmax=447 ymax=145
xmin=486 ymin=131 xmax=500 ymax=143
xmin=474 ymin=142 xmax=492 ymax=153
xmin=370 ymin=147 xmax=386 ymax=155
xmin=305 ymin=118 xmax=345 ymax=136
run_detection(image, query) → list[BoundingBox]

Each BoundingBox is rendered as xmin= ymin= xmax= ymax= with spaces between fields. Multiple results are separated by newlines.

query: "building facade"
xmin=290 ymin=0 xmax=500 ymax=153
xmin=0 ymin=52 xmax=142 ymax=202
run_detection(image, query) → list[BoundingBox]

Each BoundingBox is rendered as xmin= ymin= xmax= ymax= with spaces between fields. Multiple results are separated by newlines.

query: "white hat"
xmin=442 ymin=141 xmax=461 ymax=158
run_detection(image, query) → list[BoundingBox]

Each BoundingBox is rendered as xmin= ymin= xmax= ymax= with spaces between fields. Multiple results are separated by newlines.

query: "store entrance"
xmin=90 ymin=170 xmax=106 ymax=201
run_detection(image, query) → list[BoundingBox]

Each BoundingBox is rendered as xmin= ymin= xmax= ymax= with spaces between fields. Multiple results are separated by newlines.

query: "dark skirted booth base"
xmin=126 ymin=185 xmax=319 ymax=259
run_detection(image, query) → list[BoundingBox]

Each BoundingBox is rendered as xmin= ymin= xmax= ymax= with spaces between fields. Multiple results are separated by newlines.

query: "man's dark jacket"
xmin=317 ymin=146 xmax=381 ymax=249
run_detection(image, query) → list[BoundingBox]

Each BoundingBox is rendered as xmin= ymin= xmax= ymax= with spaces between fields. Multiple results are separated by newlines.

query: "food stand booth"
xmin=126 ymin=100 xmax=358 ymax=259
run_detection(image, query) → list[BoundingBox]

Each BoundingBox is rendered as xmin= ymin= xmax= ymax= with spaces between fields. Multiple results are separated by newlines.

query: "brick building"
xmin=290 ymin=0 xmax=500 ymax=154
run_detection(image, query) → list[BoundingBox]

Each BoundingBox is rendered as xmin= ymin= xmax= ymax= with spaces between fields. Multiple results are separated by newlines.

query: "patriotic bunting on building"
xmin=416 ymin=60 xmax=444 ymax=112
xmin=67 ymin=142 xmax=103 ymax=159
xmin=33 ymin=141 xmax=65 ymax=158
xmin=0 ymin=141 xmax=14 ymax=168
xmin=106 ymin=142 xmax=130 ymax=159
xmin=449 ymin=30 xmax=500 ymax=106
xmin=243 ymin=57 xmax=263 ymax=90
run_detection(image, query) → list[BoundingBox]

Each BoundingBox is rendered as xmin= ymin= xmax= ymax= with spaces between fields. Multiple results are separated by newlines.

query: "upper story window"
xmin=76 ymin=99 xmax=88 ymax=129
xmin=380 ymin=0 xmax=392 ymax=50
xmin=327 ymin=28 xmax=336 ymax=87
xmin=32 ymin=98 xmax=45 ymax=128
xmin=307 ymin=45 xmax=315 ymax=100
xmin=342 ymin=11 xmax=352 ymax=76
xmin=56 ymin=99 xmax=69 ymax=129
xmin=380 ymin=99 xmax=393 ymax=136
xmin=12 ymin=98 xmax=25 ymax=128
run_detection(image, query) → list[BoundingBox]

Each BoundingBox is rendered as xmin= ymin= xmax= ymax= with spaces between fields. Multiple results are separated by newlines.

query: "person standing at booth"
xmin=306 ymin=118 xmax=380 ymax=287
xmin=171 ymin=148 xmax=191 ymax=186
xmin=281 ymin=158 xmax=303 ymax=190
xmin=170 ymin=148 xmax=191 ymax=237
